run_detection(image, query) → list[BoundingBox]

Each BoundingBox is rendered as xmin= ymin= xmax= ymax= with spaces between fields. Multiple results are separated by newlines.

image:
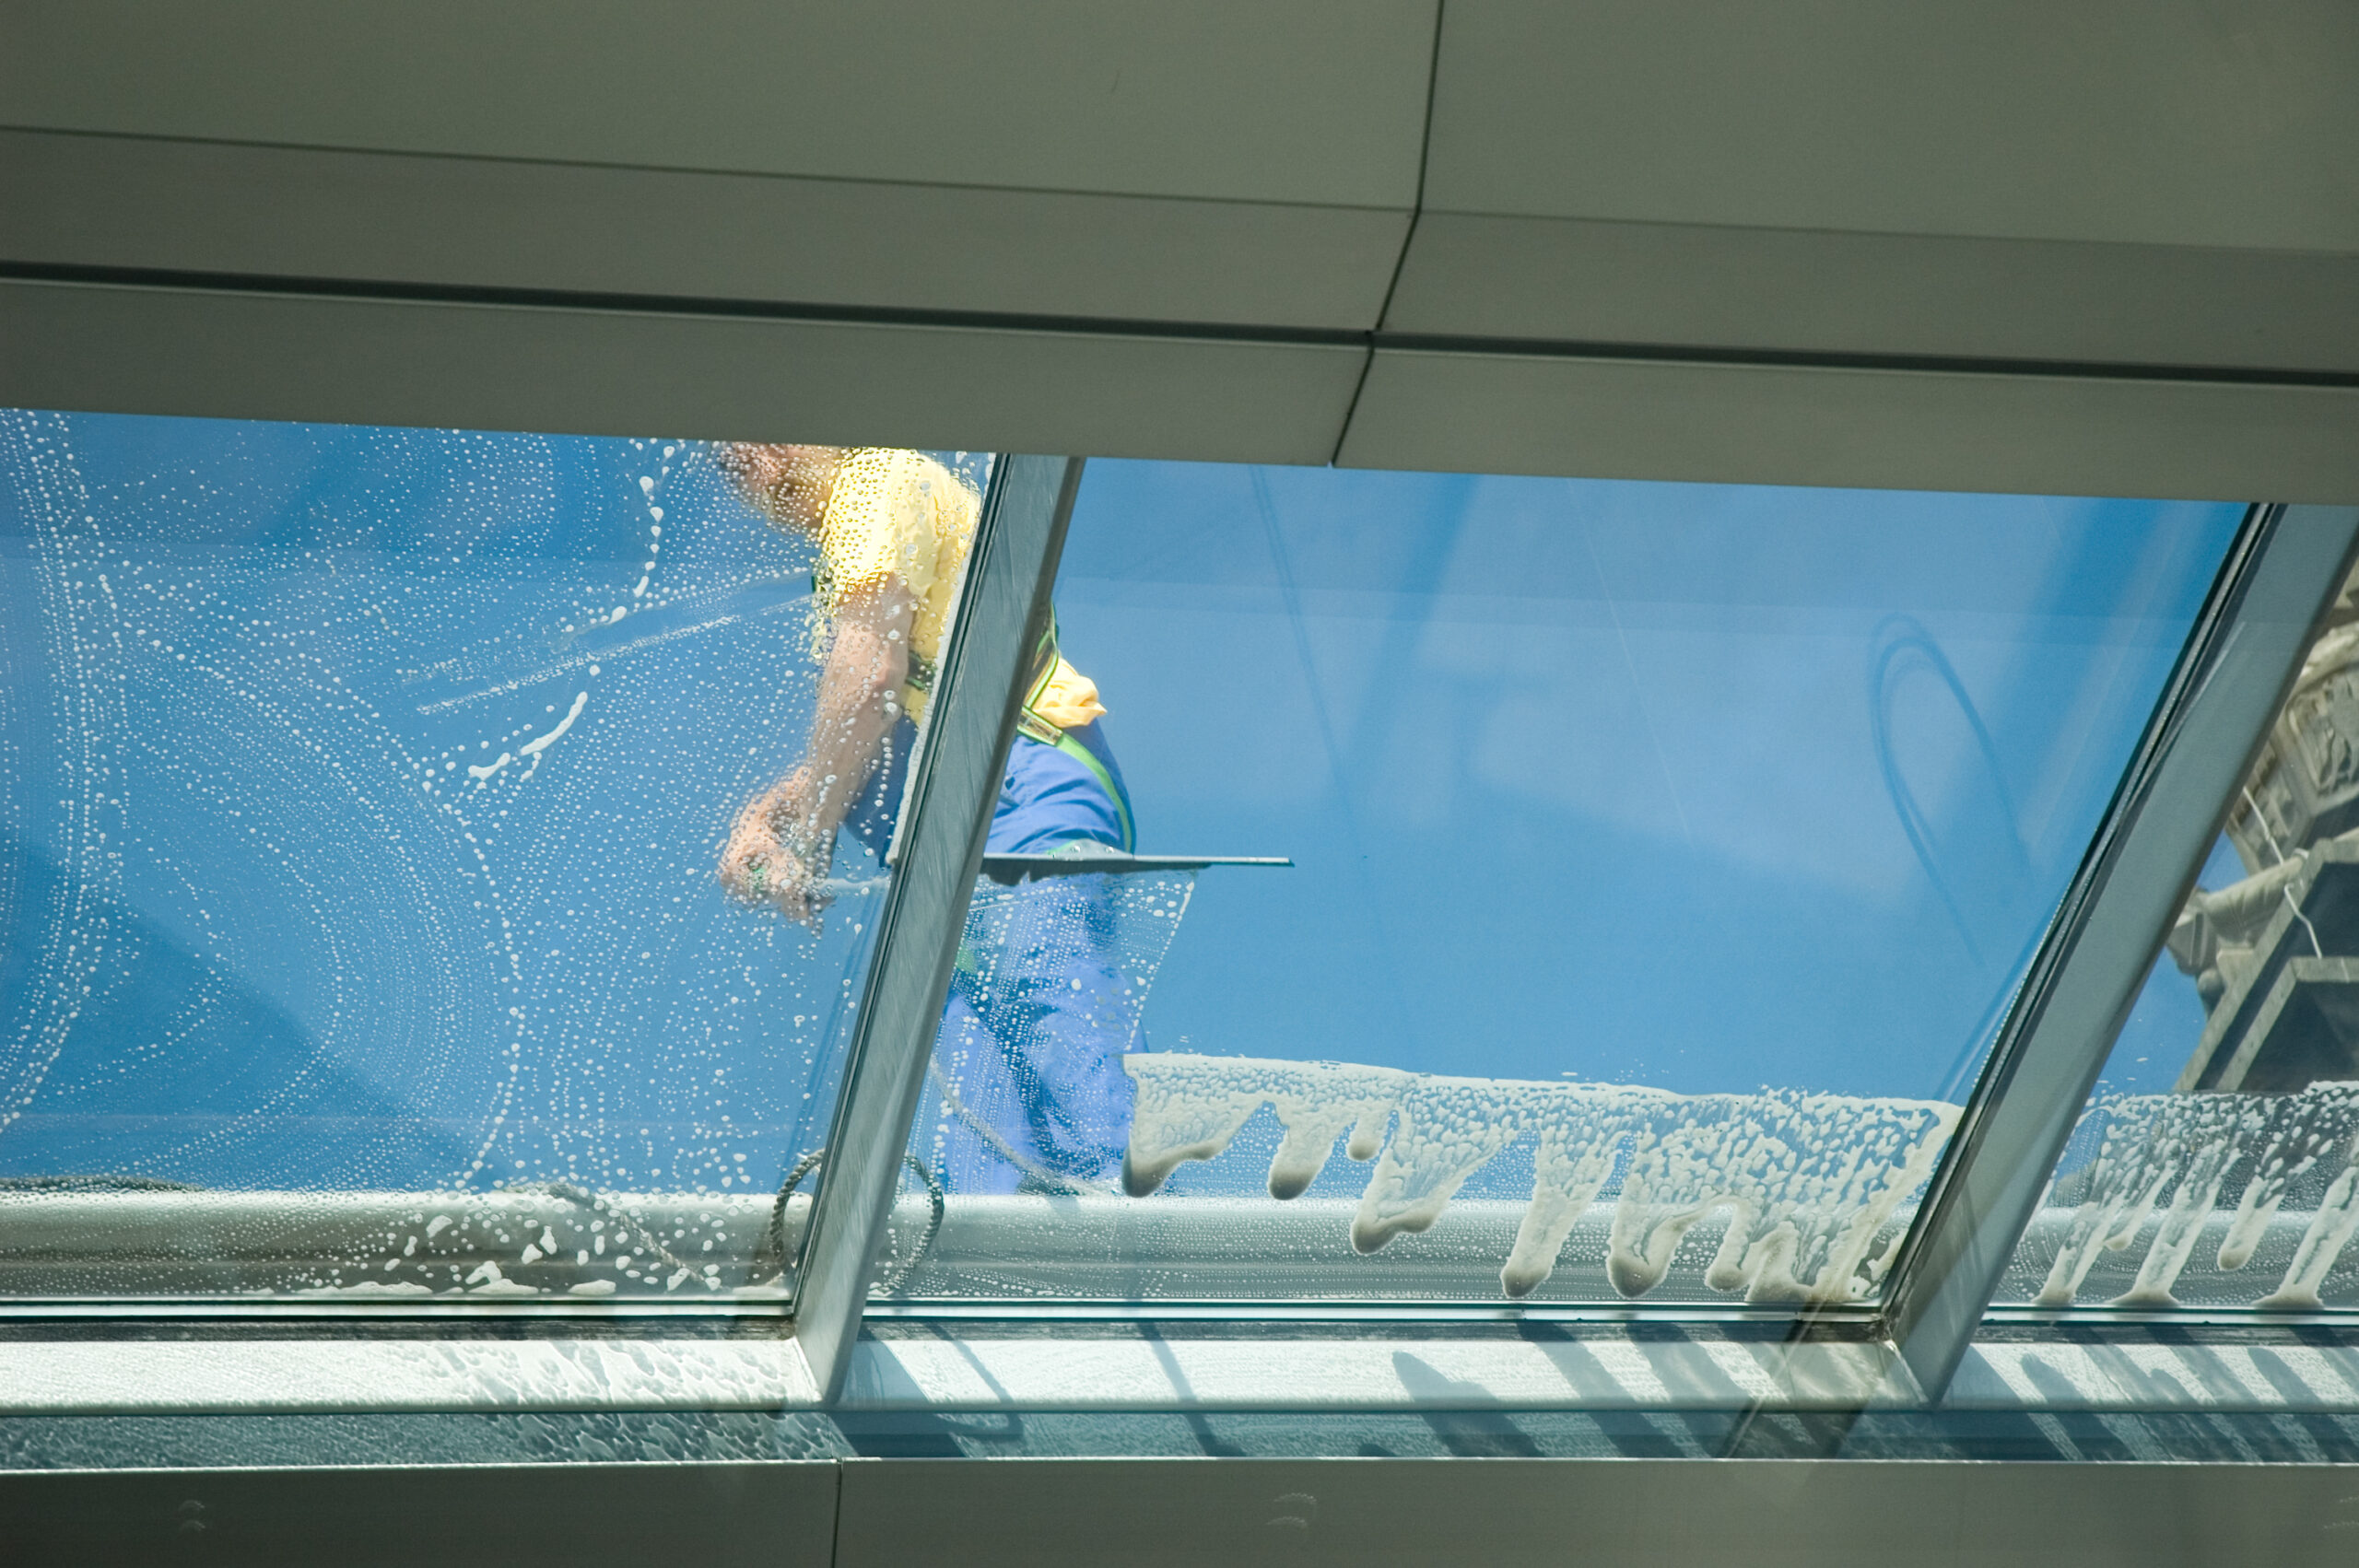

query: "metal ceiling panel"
xmin=1421 ymin=0 xmax=2359 ymax=249
xmin=1404 ymin=1 xmax=2359 ymax=375
xmin=0 ymin=1 xmax=1437 ymax=209
xmin=1339 ymin=348 xmax=2359 ymax=503
xmin=0 ymin=3 xmax=1434 ymax=343
xmin=0 ymin=130 xmax=1410 ymax=332
xmin=0 ymin=278 xmax=1367 ymax=466
xmin=1384 ymin=213 xmax=2359 ymax=375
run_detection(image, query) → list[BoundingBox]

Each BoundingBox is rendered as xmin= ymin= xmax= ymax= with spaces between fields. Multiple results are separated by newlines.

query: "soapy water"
xmin=2015 ymin=1082 xmax=2359 ymax=1309
xmin=1121 ymin=1054 xmax=1960 ymax=1303
xmin=904 ymin=869 xmax=1963 ymax=1305
xmin=0 ymin=411 xmax=989 ymax=1293
xmin=916 ymin=870 xmax=1195 ymax=1194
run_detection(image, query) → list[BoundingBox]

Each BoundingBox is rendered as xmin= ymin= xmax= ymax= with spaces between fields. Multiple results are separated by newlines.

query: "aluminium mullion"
xmin=789 ymin=454 xmax=1084 ymax=1401
xmin=1882 ymin=503 xmax=2359 ymax=1401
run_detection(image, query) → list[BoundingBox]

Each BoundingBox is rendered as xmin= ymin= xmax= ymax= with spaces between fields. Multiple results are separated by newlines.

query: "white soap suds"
xmin=0 ymin=418 xmax=975 ymax=1296
xmin=519 ymin=692 xmax=587 ymax=758
xmin=2033 ymin=1082 xmax=2359 ymax=1308
xmin=1122 ymin=1054 xmax=1958 ymax=1303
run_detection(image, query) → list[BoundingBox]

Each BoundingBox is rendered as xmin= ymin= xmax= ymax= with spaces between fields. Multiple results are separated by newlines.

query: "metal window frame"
xmin=804 ymin=492 xmax=2359 ymax=1408
xmin=790 ymin=453 xmax=1084 ymax=1399
xmin=1879 ymin=502 xmax=2359 ymax=1398
xmin=0 ymin=422 xmax=2344 ymax=1416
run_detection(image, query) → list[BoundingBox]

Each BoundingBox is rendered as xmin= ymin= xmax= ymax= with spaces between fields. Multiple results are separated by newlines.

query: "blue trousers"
xmin=847 ymin=721 xmax=1140 ymax=1193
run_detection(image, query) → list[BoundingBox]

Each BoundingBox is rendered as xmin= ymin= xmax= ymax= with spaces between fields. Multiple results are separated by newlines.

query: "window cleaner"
xmin=716 ymin=446 xmax=1293 ymax=1196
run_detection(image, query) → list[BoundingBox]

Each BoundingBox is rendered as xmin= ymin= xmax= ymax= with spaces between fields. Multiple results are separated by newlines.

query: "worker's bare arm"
xmin=798 ymin=579 xmax=915 ymax=838
xmin=720 ymin=579 xmax=914 ymax=925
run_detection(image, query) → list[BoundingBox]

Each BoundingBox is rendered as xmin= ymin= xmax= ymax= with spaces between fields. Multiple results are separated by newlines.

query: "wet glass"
xmin=882 ymin=462 xmax=2245 ymax=1307
xmin=2000 ymin=561 xmax=2359 ymax=1312
xmin=0 ymin=410 xmax=987 ymax=1300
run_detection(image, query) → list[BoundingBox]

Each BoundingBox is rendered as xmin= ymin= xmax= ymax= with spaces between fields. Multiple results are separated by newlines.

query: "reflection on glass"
xmin=884 ymin=463 xmax=2242 ymax=1306
xmin=2005 ymin=563 xmax=2359 ymax=1311
xmin=0 ymin=410 xmax=984 ymax=1299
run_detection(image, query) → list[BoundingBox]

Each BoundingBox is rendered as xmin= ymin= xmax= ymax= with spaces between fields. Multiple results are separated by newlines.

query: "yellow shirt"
xmin=812 ymin=449 xmax=1106 ymax=730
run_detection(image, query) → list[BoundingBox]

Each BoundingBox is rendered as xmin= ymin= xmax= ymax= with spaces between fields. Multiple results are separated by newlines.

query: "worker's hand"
xmin=719 ymin=770 xmax=832 ymax=927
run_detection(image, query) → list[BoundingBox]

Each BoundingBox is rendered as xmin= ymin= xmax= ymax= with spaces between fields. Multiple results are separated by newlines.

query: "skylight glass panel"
xmin=877 ymin=461 xmax=2244 ymax=1307
xmin=2000 ymin=557 xmax=2359 ymax=1313
xmin=0 ymin=411 xmax=988 ymax=1300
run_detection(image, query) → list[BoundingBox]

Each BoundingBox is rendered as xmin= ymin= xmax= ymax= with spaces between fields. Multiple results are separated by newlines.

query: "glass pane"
xmin=0 ymin=411 xmax=989 ymax=1300
xmin=2001 ymin=558 xmax=2359 ymax=1311
xmin=877 ymin=463 xmax=2242 ymax=1307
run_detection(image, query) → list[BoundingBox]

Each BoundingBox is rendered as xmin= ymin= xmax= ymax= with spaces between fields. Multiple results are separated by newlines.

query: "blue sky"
xmin=1052 ymin=461 xmax=2242 ymax=1104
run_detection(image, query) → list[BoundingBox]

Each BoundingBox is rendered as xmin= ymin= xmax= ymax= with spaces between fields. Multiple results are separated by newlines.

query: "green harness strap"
xmin=1016 ymin=610 xmax=1062 ymax=719
xmin=1006 ymin=607 xmax=1134 ymax=852
xmin=1042 ymin=729 xmax=1135 ymax=854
